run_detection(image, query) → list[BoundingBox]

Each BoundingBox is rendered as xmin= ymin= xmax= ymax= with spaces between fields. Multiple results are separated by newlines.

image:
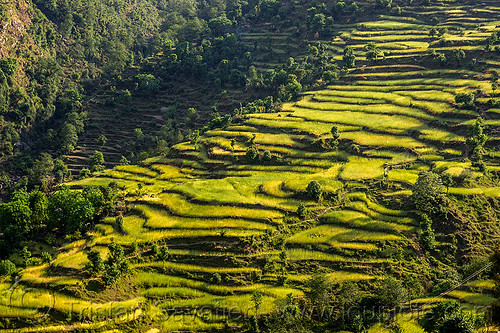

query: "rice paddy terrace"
xmin=2 ymin=2 xmax=500 ymax=332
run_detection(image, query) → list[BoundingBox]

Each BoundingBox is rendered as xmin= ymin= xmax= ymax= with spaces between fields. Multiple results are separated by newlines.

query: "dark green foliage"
xmin=246 ymin=147 xmax=259 ymax=161
xmin=419 ymin=214 xmax=435 ymax=250
xmin=343 ymin=46 xmax=356 ymax=68
xmin=421 ymin=301 xmax=474 ymax=333
xmin=466 ymin=118 xmax=488 ymax=169
xmin=102 ymin=243 xmax=129 ymax=285
xmin=0 ymin=58 xmax=18 ymax=77
xmin=86 ymin=249 xmax=105 ymax=276
xmin=135 ymin=74 xmax=162 ymax=94
xmin=306 ymin=180 xmax=323 ymax=201
xmin=376 ymin=278 xmax=408 ymax=308
xmin=297 ymin=203 xmax=308 ymax=219
xmin=89 ymin=150 xmax=105 ymax=172
xmin=455 ymin=93 xmax=475 ymax=106
xmin=47 ymin=186 xmax=94 ymax=234
xmin=411 ymin=171 xmax=447 ymax=216
xmin=0 ymin=260 xmax=16 ymax=276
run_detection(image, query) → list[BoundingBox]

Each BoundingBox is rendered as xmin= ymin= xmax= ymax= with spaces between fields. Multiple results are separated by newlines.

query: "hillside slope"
xmin=1 ymin=1 xmax=500 ymax=332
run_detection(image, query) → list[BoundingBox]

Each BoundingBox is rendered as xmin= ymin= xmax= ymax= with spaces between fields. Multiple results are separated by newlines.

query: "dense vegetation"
xmin=0 ymin=0 xmax=500 ymax=332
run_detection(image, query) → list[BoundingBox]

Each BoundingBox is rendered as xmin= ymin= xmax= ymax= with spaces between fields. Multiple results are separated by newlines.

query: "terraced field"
xmin=2 ymin=2 xmax=500 ymax=332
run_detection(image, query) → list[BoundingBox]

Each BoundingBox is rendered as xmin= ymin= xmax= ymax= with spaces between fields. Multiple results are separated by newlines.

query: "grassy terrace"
xmin=4 ymin=3 xmax=500 ymax=332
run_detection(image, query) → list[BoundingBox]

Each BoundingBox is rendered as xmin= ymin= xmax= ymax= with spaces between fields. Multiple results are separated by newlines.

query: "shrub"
xmin=0 ymin=260 xmax=16 ymax=276
xmin=307 ymin=180 xmax=323 ymax=200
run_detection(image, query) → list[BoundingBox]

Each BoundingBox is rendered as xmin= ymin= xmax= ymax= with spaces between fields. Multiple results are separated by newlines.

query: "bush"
xmin=0 ymin=260 xmax=16 ymax=275
xmin=307 ymin=180 xmax=323 ymax=200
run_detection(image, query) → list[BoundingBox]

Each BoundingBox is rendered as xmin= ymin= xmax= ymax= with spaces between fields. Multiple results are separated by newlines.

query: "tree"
xmin=86 ymin=249 xmax=104 ymax=276
xmin=115 ymin=215 xmax=124 ymax=234
xmin=331 ymin=125 xmax=340 ymax=148
xmin=410 ymin=171 xmax=446 ymax=215
xmin=283 ymin=76 xmax=302 ymax=101
xmin=455 ymin=93 xmax=475 ymax=106
xmin=419 ymin=213 xmax=435 ymax=251
xmin=307 ymin=180 xmax=323 ymax=201
xmin=79 ymin=168 xmax=91 ymax=179
xmin=103 ymin=243 xmax=129 ymax=285
xmin=377 ymin=278 xmax=408 ymax=308
xmin=48 ymin=186 xmax=95 ymax=233
xmin=262 ymin=150 xmax=272 ymax=162
xmin=246 ymin=147 xmax=259 ymax=161
xmin=158 ymin=245 xmax=169 ymax=271
xmin=305 ymin=273 xmax=332 ymax=316
xmin=119 ymin=155 xmax=130 ymax=166
xmin=421 ymin=301 xmax=474 ymax=333
xmin=297 ymin=202 xmax=307 ymax=219
xmin=208 ymin=14 xmax=232 ymax=36
xmin=251 ymin=291 xmax=263 ymax=315
xmin=190 ymin=130 xmax=200 ymax=146
xmin=135 ymin=74 xmax=161 ymax=94
xmin=466 ymin=118 xmax=488 ymax=168
xmin=441 ymin=173 xmax=453 ymax=194
xmin=0 ymin=260 xmax=16 ymax=276
xmin=322 ymin=70 xmax=338 ymax=83
xmin=90 ymin=150 xmax=105 ymax=172
xmin=96 ymin=134 xmax=107 ymax=146
xmin=365 ymin=43 xmax=382 ymax=62
xmin=60 ymin=122 xmax=78 ymax=154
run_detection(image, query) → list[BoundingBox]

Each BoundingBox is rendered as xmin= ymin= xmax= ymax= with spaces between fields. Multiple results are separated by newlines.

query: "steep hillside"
xmin=0 ymin=0 xmax=500 ymax=332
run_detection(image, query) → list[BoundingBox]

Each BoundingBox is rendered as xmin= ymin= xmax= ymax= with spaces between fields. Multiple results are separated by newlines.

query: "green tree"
xmin=305 ymin=273 xmax=332 ymax=316
xmin=96 ymin=134 xmax=107 ymax=146
xmin=251 ymin=291 xmax=263 ymax=315
xmin=343 ymin=46 xmax=356 ymax=68
xmin=421 ymin=301 xmax=474 ymax=333
xmin=86 ymin=249 xmax=105 ymax=276
xmin=307 ymin=180 xmax=323 ymax=201
xmin=90 ymin=150 xmax=105 ymax=172
xmin=0 ymin=260 xmax=16 ymax=276
xmin=410 ymin=171 xmax=446 ymax=216
xmin=48 ymin=186 xmax=95 ymax=233
xmin=419 ymin=214 xmax=435 ymax=251
xmin=377 ymin=278 xmax=408 ymax=308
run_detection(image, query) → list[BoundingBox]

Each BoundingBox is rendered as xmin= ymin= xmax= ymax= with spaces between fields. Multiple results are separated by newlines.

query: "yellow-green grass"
xmin=149 ymin=164 xmax=194 ymax=181
xmin=3 ymin=285 xmax=144 ymax=316
xmin=465 ymin=279 xmax=495 ymax=289
xmin=311 ymin=94 xmax=385 ymax=104
xmin=104 ymin=170 xmax=156 ymax=184
xmin=260 ymin=180 xmax=293 ymax=198
xmin=136 ymin=204 xmax=274 ymax=230
xmin=287 ymin=224 xmax=401 ymax=245
xmin=448 ymin=187 xmax=500 ymax=197
xmin=67 ymin=177 xmax=139 ymax=190
xmin=346 ymin=192 xmax=408 ymax=216
xmin=205 ymin=130 xmax=302 ymax=147
xmin=288 ymin=271 xmax=376 ymax=283
xmin=114 ymin=165 xmax=158 ymax=177
xmin=330 ymin=202 xmax=414 ymax=225
xmin=20 ymin=265 xmax=81 ymax=286
xmin=168 ymin=176 xmax=317 ymax=211
xmin=358 ymin=20 xmax=427 ymax=30
xmin=159 ymin=315 xmax=222 ymax=332
xmin=364 ymin=150 xmax=417 ymax=164
xmin=0 ymin=304 xmax=41 ymax=318
xmin=286 ymin=106 xmax=432 ymax=138
xmin=341 ymin=131 xmax=425 ymax=148
xmin=248 ymin=113 xmax=361 ymax=135
xmin=388 ymin=169 xmax=420 ymax=184
xmin=340 ymin=156 xmax=387 ymax=180
xmin=297 ymin=95 xmax=432 ymax=119
xmin=323 ymin=210 xmax=413 ymax=233
xmin=158 ymin=293 xmax=276 ymax=316
xmin=147 ymin=193 xmax=283 ymax=220
xmin=89 ymin=215 xmax=264 ymax=246
xmin=133 ymin=262 xmax=259 ymax=274
xmin=447 ymin=290 xmax=496 ymax=306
